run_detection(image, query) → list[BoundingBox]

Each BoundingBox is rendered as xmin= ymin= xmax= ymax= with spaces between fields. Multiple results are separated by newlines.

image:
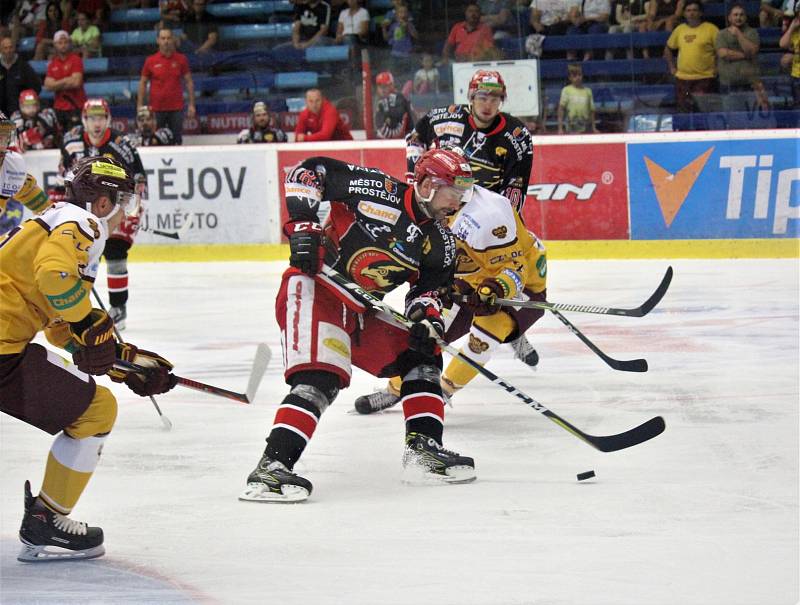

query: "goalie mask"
xmin=65 ymin=156 xmax=139 ymax=224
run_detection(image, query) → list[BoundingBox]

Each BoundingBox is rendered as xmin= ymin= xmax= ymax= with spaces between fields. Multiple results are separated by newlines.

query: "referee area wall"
xmin=22 ymin=131 xmax=800 ymax=261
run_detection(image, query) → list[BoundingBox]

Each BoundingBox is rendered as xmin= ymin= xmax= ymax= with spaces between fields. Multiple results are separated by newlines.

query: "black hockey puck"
xmin=577 ymin=470 xmax=596 ymax=481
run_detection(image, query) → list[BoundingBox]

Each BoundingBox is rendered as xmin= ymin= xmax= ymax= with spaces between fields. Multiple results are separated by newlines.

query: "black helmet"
xmin=66 ymin=156 xmax=138 ymax=216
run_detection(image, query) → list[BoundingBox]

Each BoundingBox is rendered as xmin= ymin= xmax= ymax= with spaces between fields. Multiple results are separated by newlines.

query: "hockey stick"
xmin=91 ymin=288 xmax=173 ymax=430
xmin=549 ymin=309 xmax=648 ymax=372
xmin=320 ymin=266 xmax=665 ymax=452
xmin=140 ymin=212 xmax=193 ymax=240
xmin=113 ymin=343 xmax=270 ymax=404
xmin=481 ymin=266 xmax=674 ymax=318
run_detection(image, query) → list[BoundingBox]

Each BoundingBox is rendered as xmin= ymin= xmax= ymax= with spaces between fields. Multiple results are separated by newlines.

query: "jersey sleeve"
xmin=405 ymin=112 xmax=433 ymax=175
xmin=500 ymin=121 xmax=533 ymax=211
xmin=284 ymin=156 xmax=347 ymax=226
xmin=15 ymin=174 xmax=53 ymax=214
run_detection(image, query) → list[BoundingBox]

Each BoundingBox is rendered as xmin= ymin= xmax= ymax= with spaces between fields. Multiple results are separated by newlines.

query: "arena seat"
xmin=29 ymin=58 xmax=109 ymax=75
xmin=274 ymin=71 xmax=318 ymax=89
xmin=109 ymin=7 xmax=161 ymax=24
xmin=218 ymin=23 xmax=292 ymax=40
xmin=305 ymin=45 xmax=350 ymax=63
xmin=102 ymin=30 xmax=184 ymax=47
xmin=207 ymin=1 xmax=293 ymax=18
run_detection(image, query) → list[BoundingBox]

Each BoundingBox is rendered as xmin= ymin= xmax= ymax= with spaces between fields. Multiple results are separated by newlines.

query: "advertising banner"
xmin=522 ymin=142 xmax=629 ymax=240
xmin=628 ymin=138 xmax=800 ymax=239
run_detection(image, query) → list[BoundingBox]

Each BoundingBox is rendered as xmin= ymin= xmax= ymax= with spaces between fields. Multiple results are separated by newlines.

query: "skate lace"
xmin=52 ymin=513 xmax=88 ymax=535
xmin=421 ymin=436 xmax=459 ymax=457
xmin=369 ymin=389 xmax=399 ymax=410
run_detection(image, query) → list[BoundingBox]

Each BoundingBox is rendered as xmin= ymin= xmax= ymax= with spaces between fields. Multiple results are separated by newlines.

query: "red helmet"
xmin=375 ymin=71 xmax=395 ymax=88
xmin=19 ymin=89 xmax=40 ymax=112
xmin=81 ymin=98 xmax=111 ymax=132
xmin=414 ymin=148 xmax=474 ymax=190
xmin=468 ymin=69 xmax=506 ymax=101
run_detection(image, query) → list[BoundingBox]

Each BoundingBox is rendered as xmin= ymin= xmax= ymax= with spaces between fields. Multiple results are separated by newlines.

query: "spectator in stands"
xmin=646 ymin=0 xmax=682 ymax=32
xmin=382 ymin=3 xmax=418 ymax=76
xmin=606 ymin=0 xmax=649 ymax=59
xmin=0 ymin=36 xmax=42 ymax=116
xmin=10 ymin=1 xmax=49 ymax=42
xmin=159 ymin=0 xmax=189 ymax=28
xmin=480 ymin=0 xmax=514 ymax=39
xmin=288 ymin=0 xmax=332 ymax=50
xmin=664 ymin=1 xmax=719 ymax=113
xmin=295 ymin=87 xmax=352 ymax=141
xmin=413 ymin=53 xmax=440 ymax=94
xmin=10 ymin=88 xmax=61 ymax=150
xmin=442 ymin=3 xmax=500 ymax=63
xmin=374 ymin=71 xmax=414 ymax=139
xmin=181 ymin=0 xmax=218 ymax=54
xmin=335 ymin=0 xmax=369 ymax=47
xmin=237 ymin=101 xmax=287 ymax=143
xmin=529 ymin=0 xmax=576 ymax=36
xmin=44 ymin=30 xmax=87 ymax=131
xmin=34 ymin=2 xmax=71 ymax=60
xmin=130 ymin=105 xmax=175 ymax=146
xmin=137 ymin=28 xmax=196 ymax=145
xmin=557 ymin=63 xmax=597 ymax=133
xmin=71 ymin=11 xmax=102 ymax=59
xmin=779 ymin=10 xmax=800 ymax=106
xmin=716 ymin=3 xmax=768 ymax=113
xmin=76 ymin=0 xmax=108 ymax=27
xmin=566 ymin=0 xmax=611 ymax=61
xmin=760 ymin=0 xmax=794 ymax=29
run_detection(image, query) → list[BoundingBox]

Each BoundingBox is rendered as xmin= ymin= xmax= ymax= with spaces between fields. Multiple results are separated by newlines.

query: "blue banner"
xmin=628 ymin=138 xmax=799 ymax=239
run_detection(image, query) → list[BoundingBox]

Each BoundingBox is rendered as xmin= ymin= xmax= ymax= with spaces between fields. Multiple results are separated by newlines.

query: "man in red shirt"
xmin=442 ymin=3 xmax=500 ymax=63
xmin=294 ymin=88 xmax=352 ymax=142
xmin=137 ymin=28 xmax=196 ymax=145
xmin=43 ymin=31 xmax=87 ymax=132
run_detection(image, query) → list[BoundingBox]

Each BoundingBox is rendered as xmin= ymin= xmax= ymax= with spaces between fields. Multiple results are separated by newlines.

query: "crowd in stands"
xmin=0 ymin=0 xmax=798 ymax=139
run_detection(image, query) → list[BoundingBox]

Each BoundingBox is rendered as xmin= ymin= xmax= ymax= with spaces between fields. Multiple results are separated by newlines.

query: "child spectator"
xmin=382 ymin=3 xmax=418 ymax=76
xmin=413 ymin=53 xmax=440 ymax=94
xmin=558 ymin=64 xmax=597 ymax=133
xmin=71 ymin=11 xmax=102 ymax=59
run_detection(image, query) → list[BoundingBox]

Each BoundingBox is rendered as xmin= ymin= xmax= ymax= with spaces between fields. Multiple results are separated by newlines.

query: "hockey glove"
xmin=109 ymin=343 xmax=178 ymax=397
xmin=465 ymin=278 xmax=505 ymax=316
xmin=287 ymin=221 xmax=324 ymax=276
xmin=407 ymin=295 xmax=445 ymax=357
xmin=70 ymin=309 xmax=117 ymax=375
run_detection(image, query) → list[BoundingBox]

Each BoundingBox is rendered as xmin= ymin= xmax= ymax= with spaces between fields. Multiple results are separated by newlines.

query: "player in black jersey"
xmin=11 ymin=89 xmax=61 ymax=151
xmin=129 ymin=105 xmax=174 ymax=147
xmin=240 ymin=148 xmax=477 ymax=503
xmin=236 ymin=101 xmax=287 ymax=144
xmin=374 ymin=71 xmax=415 ymax=139
xmin=60 ymin=99 xmax=147 ymax=330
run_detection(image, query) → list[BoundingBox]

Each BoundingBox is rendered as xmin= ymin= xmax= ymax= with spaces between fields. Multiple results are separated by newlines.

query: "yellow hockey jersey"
xmin=450 ymin=185 xmax=547 ymax=298
xmin=0 ymin=202 xmax=107 ymax=354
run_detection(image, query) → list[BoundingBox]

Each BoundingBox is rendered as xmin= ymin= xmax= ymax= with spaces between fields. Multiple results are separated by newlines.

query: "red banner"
xmin=522 ymin=143 xmax=629 ymax=240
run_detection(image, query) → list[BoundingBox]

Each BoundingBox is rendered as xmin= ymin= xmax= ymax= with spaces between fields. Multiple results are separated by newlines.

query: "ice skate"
xmin=108 ymin=304 xmax=126 ymax=331
xmin=239 ymin=455 xmax=312 ymax=503
xmin=511 ymin=335 xmax=538 ymax=369
xmin=402 ymin=433 xmax=476 ymax=484
xmin=18 ymin=481 xmax=105 ymax=562
xmin=354 ymin=386 xmax=400 ymax=414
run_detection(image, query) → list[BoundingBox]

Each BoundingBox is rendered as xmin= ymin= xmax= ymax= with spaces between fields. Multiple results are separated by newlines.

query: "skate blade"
xmin=238 ymin=483 xmax=309 ymax=503
xmin=401 ymin=461 xmax=476 ymax=485
xmin=17 ymin=540 xmax=105 ymax=563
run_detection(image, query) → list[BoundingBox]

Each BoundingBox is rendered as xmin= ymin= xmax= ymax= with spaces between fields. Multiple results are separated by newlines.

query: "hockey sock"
xmin=401 ymin=375 xmax=445 ymax=443
xmin=442 ymin=313 xmax=514 ymax=396
xmin=106 ymin=257 xmax=128 ymax=308
xmin=39 ymin=433 xmax=106 ymax=515
xmin=265 ymin=392 xmax=321 ymax=469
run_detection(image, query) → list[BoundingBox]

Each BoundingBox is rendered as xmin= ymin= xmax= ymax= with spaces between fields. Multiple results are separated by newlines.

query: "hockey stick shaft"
xmin=485 ymin=266 xmax=674 ymax=318
xmin=549 ymin=308 xmax=648 ymax=373
xmin=320 ymin=266 xmax=665 ymax=452
xmin=91 ymin=288 xmax=172 ymax=429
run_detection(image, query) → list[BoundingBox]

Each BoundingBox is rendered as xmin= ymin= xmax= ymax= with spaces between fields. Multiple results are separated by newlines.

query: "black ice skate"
xmin=511 ymin=335 xmax=539 ymax=369
xmin=18 ymin=481 xmax=105 ymax=562
xmin=239 ymin=455 xmax=312 ymax=503
xmin=354 ymin=388 xmax=400 ymax=414
xmin=402 ymin=433 xmax=476 ymax=484
xmin=108 ymin=304 xmax=127 ymax=331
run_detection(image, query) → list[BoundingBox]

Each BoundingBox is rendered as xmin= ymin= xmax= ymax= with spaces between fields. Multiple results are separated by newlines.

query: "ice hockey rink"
xmin=1 ymin=257 xmax=798 ymax=605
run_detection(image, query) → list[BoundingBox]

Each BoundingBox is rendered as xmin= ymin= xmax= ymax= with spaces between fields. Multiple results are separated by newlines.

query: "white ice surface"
xmin=1 ymin=259 xmax=798 ymax=605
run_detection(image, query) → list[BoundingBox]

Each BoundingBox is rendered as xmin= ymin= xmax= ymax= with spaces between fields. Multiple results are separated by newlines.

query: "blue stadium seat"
xmin=109 ymin=7 xmax=161 ymax=23
xmin=218 ymin=23 xmax=292 ymax=40
xmin=29 ymin=58 xmax=109 ymax=75
xmin=85 ymin=79 xmax=136 ymax=98
xmin=104 ymin=30 xmax=157 ymax=47
xmin=207 ymin=1 xmax=293 ymax=18
xmin=19 ymin=37 xmax=35 ymax=53
xmin=305 ymin=45 xmax=349 ymax=62
xmin=274 ymin=71 xmax=318 ymax=89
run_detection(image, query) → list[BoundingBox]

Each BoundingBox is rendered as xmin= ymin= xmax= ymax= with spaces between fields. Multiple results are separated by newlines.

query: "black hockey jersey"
xmin=406 ymin=105 xmax=533 ymax=210
xmin=375 ymin=92 xmax=414 ymax=140
xmin=237 ymin=125 xmax=288 ymax=144
xmin=285 ymin=157 xmax=456 ymax=307
xmin=10 ymin=108 xmax=60 ymax=150
xmin=60 ymin=127 xmax=145 ymax=182
xmin=128 ymin=127 xmax=174 ymax=147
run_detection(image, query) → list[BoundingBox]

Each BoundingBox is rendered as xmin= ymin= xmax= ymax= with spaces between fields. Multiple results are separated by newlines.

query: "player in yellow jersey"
xmin=0 ymin=111 xmax=54 ymax=222
xmin=0 ymin=156 xmax=177 ymax=562
xmin=354 ymin=184 xmax=547 ymax=413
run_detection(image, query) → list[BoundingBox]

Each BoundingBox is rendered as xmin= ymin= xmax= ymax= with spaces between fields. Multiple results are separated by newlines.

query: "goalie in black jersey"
xmin=60 ymin=99 xmax=147 ymax=330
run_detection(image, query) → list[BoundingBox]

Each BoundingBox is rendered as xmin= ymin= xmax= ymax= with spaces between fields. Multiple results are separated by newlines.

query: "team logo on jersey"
xmin=347 ymin=248 xmax=412 ymax=291
xmin=323 ymin=338 xmax=350 ymax=358
xmin=454 ymin=247 xmax=478 ymax=274
xmin=357 ymin=201 xmax=401 ymax=224
xmin=384 ymin=179 xmax=397 ymax=194
xmin=468 ymin=334 xmax=489 ymax=354
xmin=495 ymin=147 xmax=507 ymax=157
xmin=433 ymin=121 xmax=465 ymax=138
xmin=491 ymin=225 xmax=507 ymax=238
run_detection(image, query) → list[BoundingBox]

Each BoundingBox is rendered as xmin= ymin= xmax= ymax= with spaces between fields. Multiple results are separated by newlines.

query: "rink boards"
xmin=21 ymin=129 xmax=800 ymax=260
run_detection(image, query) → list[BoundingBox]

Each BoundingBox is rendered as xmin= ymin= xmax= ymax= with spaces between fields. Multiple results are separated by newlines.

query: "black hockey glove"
xmin=407 ymin=295 xmax=445 ymax=357
xmin=464 ymin=278 xmax=505 ymax=316
xmin=108 ymin=343 xmax=178 ymax=397
xmin=70 ymin=309 xmax=117 ymax=375
xmin=287 ymin=221 xmax=324 ymax=276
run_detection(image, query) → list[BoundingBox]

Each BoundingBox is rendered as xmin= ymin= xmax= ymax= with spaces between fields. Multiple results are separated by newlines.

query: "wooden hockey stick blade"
xmin=245 ymin=343 xmax=271 ymax=404
xmin=488 ymin=266 xmax=674 ymax=318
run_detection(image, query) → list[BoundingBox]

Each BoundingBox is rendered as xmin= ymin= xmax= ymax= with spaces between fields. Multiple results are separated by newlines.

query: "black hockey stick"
xmin=91 ymin=288 xmax=173 ymax=429
xmin=113 ymin=343 xmax=271 ymax=404
xmin=320 ymin=266 xmax=665 ymax=452
xmin=484 ymin=266 xmax=674 ymax=318
xmin=549 ymin=309 xmax=648 ymax=372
